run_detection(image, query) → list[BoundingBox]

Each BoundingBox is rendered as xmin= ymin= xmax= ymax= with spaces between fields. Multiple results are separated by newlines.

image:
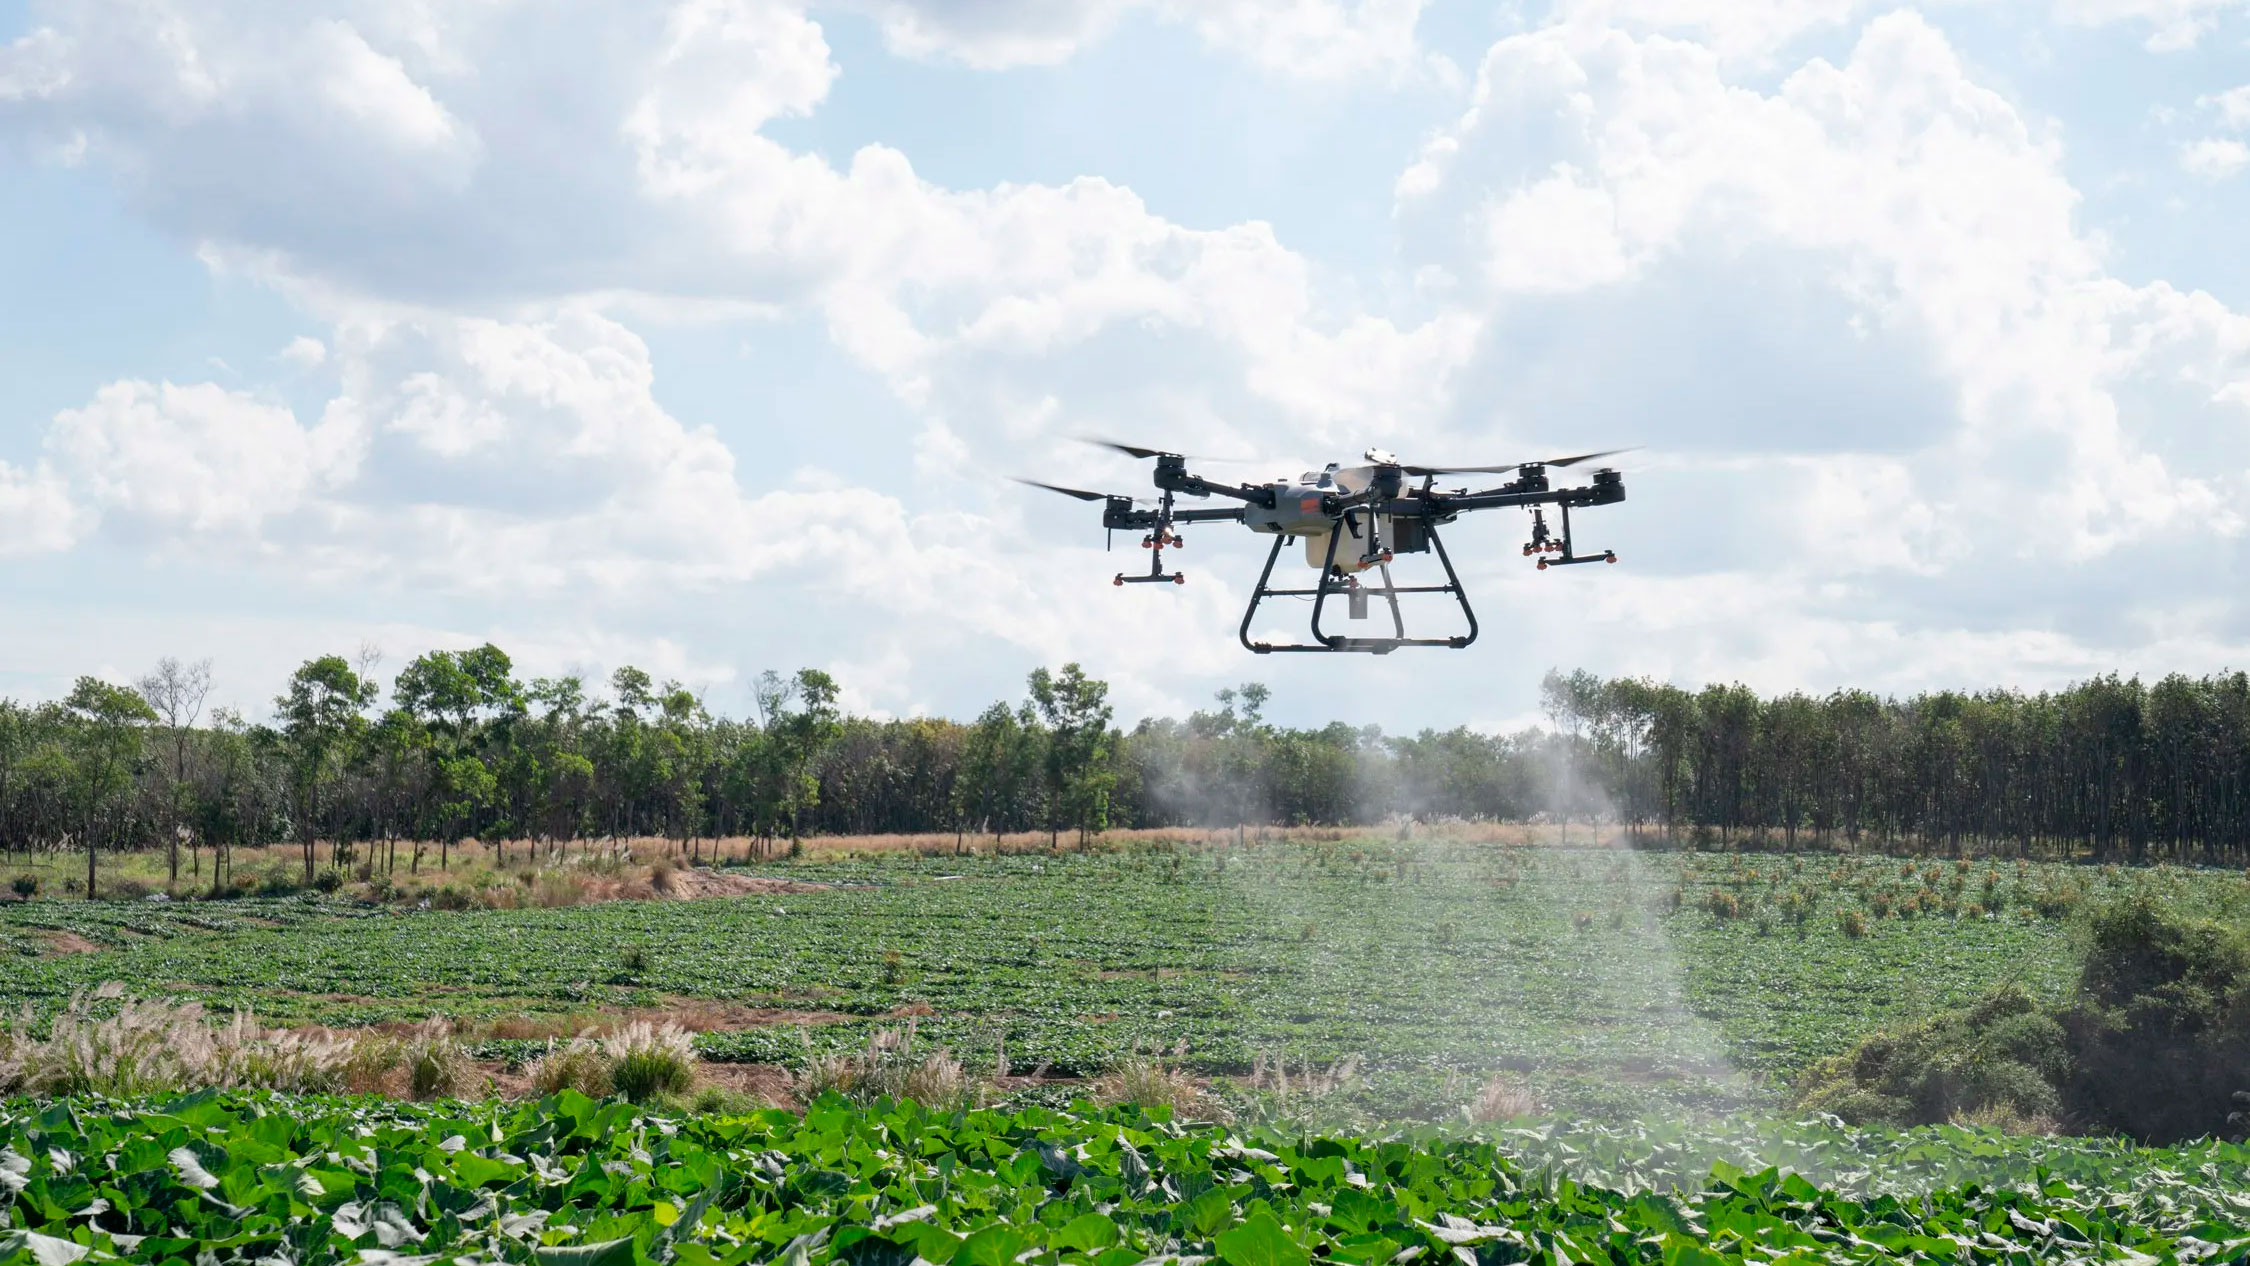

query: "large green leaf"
xmin=1215 ymin=1210 xmax=1309 ymax=1266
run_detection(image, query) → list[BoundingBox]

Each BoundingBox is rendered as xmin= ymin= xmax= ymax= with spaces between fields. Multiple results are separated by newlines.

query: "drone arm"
xmin=1429 ymin=470 xmax=1625 ymax=515
xmin=1100 ymin=504 xmax=1244 ymax=531
xmin=1170 ymin=506 xmax=1250 ymax=524
xmin=1148 ymin=458 xmax=1276 ymax=506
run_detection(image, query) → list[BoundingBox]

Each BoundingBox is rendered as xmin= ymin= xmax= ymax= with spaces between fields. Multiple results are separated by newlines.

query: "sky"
xmin=1 ymin=0 xmax=2248 ymax=732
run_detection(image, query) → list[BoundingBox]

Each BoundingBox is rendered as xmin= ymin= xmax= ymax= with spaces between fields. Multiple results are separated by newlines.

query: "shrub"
xmin=1802 ymin=897 xmax=2250 ymax=1142
xmin=604 ymin=1021 xmax=696 ymax=1102
xmin=1796 ymin=985 xmax=2067 ymax=1128
xmin=1704 ymin=890 xmax=1740 ymax=920
xmin=256 ymin=867 xmax=299 ymax=897
xmin=618 ymin=944 xmax=650 ymax=977
xmin=10 ymin=874 xmax=36 ymax=899
xmin=1838 ymin=909 xmax=1868 ymax=939
xmin=2063 ymin=896 xmax=2250 ymax=1142
xmin=312 ymin=868 xmax=344 ymax=894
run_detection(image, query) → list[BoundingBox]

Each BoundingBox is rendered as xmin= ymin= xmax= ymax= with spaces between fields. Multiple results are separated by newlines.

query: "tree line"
xmin=5 ymin=649 xmax=2250 ymax=895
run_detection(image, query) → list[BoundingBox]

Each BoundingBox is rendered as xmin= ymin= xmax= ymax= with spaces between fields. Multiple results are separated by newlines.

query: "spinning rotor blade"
xmin=1012 ymin=477 xmax=1126 ymax=502
xmin=1083 ymin=437 xmax=1176 ymax=460
xmin=1401 ymin=447 xmax=1636 ymax=476
xmin=1076 ymin=436 xmax=1260 ymax=463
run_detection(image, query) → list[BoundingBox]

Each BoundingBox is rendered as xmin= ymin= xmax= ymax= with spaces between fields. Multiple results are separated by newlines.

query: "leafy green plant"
xmin=2 ymin=1093 xmax=2243 ymax=1265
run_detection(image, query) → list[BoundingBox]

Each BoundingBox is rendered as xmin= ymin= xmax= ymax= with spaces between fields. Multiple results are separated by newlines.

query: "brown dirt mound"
xmin=652 ymin=870 xmax=831 ymax=900
xmin=35 ymin=931 xmax=103 ymax=956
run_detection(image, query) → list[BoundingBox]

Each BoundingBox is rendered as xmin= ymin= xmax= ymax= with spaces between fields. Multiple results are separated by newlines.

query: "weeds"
xmin=1093 ymin=1056 xmax=1209 ymax=1117
xmin=603 ymin=1021 xmax=697 ymax=1102
xmin=0 ymin=990 xmax=365 ymax=1097
xmin=797 ymin=1021 xmax=973 ymax=1107
xmin=400 ymin=1019 xmax=479 ymax=1100
xmin=1468 ymin=1074 xmax=1539 ymax=1122
xmin=525 ymin=1037 xmax=614 ymax=1098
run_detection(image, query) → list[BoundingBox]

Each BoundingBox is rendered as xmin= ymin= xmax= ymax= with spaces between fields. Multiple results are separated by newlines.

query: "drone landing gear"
xmin=1239 ymin=519 xmax=1478 ymax=654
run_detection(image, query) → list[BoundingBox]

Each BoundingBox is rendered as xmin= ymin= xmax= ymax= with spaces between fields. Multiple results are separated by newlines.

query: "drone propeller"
xmin=1012 ymin=477 xmax=1148 ymax=504
xmin=1400 ymin=448 xmax=1636 ymax=477
xmin=1076 ymin=436 xmax=1263 ymax=464
xmin=1082 ymin=437 xmax=1176 ymax=460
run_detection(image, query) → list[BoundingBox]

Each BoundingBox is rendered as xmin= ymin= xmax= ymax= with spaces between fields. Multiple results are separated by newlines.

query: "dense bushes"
xmin=1798 ymin=987 xmax=2069 ymax=1132
xmin=2064 ymin=897 xmax=2250 ymax=1140
xmin=1799 ymin=897 xmax=2250 ymax=1141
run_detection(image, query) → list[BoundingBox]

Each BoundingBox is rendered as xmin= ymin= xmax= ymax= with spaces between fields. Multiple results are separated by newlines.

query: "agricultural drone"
xmin=1017 ymin=441 xmax=1628 ymax=654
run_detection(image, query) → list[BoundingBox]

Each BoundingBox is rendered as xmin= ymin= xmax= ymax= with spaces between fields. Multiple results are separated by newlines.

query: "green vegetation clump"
xmin=2067 ymin=896 xmax=2250 ymax=1141
xmin=602 ymin=1020 xmax=697 ymax=1102
xmin=1798 ymin=897 xmax=2250 ymax=1140
xmin=1798 ymin=985 xmax=2067 ymax=1129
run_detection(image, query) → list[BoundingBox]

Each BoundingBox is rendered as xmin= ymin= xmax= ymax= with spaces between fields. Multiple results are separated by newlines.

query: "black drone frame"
xmin=1028 ymin=446 xmax=1625 ymax=654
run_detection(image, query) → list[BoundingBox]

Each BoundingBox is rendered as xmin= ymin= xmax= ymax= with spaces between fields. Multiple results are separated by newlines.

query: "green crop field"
xmin=5 ymin=1091 xmax=2248 ymax=1265
xmin=8 ymin=839 xmax=2247 ymax=1120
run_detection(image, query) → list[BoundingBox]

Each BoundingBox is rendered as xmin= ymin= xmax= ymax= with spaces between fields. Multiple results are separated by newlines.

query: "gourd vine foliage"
xmin=3 ymin=1093 xmax=2248 ymax=1265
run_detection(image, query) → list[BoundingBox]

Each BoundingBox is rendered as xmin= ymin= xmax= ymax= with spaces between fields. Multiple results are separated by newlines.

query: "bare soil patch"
xmin=35 ymin=931 xmax=103 ymax=956
xmin=653 ymin=870 xmax=831 ymax=900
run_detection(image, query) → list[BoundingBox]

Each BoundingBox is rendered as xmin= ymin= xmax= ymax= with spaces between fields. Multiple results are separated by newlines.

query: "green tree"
xmin=772 ymin=669 xmax=840 ymax=845
xmin=62 ymin=677 xmax=157 ymax=900
xmin=1028 ymin=663 xmax=1115 ymax=848
xmin=276 ymin=655 xmax=378 ymax=883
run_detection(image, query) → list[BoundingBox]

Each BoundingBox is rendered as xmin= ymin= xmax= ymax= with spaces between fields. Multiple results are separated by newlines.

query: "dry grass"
xmin=1092 ymin=1057 xmax=1213 ymax=1117
xmin=1467 ymin=1074 xmax=1540 ymax=1123
xmin=524 ymin=1037 xmax=613 ymax=1098
xmin=796 ymin=1022 xmax=976 ymax=1108
xmin=1950 ymin=1102 xmax=2062 ymax=1136
xmin=0 ymin=988 xmax=365 ymax=1097
xmin=1244 ymin=1051 xmax=1362 ymax=1103
xmin=399 ymin=1019 xmax=480 ymax=1100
